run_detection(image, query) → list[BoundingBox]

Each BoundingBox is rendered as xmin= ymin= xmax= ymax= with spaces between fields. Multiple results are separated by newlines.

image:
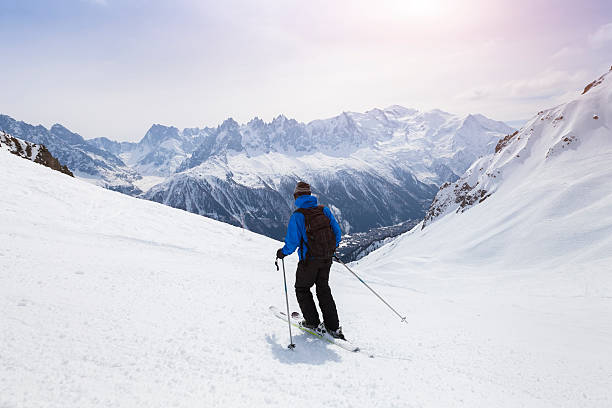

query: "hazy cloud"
xmin=457 ymin=70 xmax=584 ymax=101
xmin=589 ymin=22 xmax=612 ymax=48
xmin=550 ymin=46 xmax=581 ymax=60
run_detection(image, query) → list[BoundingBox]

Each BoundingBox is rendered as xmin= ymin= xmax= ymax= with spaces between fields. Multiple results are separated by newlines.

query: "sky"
xmin=1 ymin=0 xmax=612 ymax=142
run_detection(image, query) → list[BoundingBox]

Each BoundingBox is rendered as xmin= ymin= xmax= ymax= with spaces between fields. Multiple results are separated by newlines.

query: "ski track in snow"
xmin=1 ymin=150 xmax=611 ymax=407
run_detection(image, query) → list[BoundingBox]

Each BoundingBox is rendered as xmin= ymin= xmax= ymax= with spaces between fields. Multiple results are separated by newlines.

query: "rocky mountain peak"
xmin=271 ymin=114 xmax=288 ymax=123
xmin=247 ymin=117 xmax=265 ymax=128
xmin=219 ymin=117 xmax=239 ymax=130
xmin=49 ymin=123 xmax=86 ymax=145
xmin=140 ymin=124 xmax=181 ymax=147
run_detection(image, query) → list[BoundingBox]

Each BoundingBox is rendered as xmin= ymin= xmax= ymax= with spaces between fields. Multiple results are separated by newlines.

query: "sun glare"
xmin=394 ymin=0 xmax=442 ymax=17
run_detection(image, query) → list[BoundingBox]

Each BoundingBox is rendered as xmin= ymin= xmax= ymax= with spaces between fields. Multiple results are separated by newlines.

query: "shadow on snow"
xmin=265 ymin=333 xmax=342 ymax=365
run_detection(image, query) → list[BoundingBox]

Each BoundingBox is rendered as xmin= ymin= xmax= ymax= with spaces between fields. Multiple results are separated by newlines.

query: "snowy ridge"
xmin=423 ymin=67 xmax=612 ymax=228
xmin=0 ymin=131 xmax=73 ymax=176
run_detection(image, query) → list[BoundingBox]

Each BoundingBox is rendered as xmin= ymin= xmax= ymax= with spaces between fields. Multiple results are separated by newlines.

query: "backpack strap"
xmin=294 ymin=208 xmax=309 ymax=258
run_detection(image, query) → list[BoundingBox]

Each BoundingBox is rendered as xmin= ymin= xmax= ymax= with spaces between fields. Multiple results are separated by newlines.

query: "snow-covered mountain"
xmin=89 ymin=124 xmax=213 ymax=178
xmin=175 ymin=107 xmax=514 ymax=185
xmin=0 ymin=115 xmax=141 ymax=194
xmin=358 ymin=66 xmax=612 ymax=289
xmin=0 ymin=107 xmax=514 ymax=240
xmin=142 ymin=107 xmax=514 ymax=239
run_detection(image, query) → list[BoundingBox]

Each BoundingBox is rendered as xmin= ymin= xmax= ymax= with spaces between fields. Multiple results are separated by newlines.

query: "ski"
xmin=269 ymin=305 xmax=361 ymax=353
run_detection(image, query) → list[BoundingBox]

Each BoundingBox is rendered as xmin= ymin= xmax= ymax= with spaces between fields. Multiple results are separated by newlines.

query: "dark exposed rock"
xmin=422 ymin=179 xmax=490 ymax=229
xmin=1 ymin=131 xmax=74 ymax=176
xmin=495 ymin=130 xmax=519 ymax=153
xmin=33 ymin=145 xmax=74 ymax=176
xmin=582 ymin=69 xmax=609 ymax=95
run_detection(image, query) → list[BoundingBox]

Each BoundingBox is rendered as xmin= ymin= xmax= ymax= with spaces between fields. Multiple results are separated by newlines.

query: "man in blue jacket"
xmin=276 ymin=181 xmax=344 ymax=339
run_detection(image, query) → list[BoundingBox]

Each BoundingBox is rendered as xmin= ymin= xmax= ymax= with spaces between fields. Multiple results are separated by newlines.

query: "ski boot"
xmin=300 ymin=319 xmax=320 ymax=330
xmin=327 ymin=326 xmax=345 ymax=340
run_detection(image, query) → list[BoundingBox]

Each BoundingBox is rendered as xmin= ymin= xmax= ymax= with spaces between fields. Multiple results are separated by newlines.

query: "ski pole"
xmin=333 ymin=255 xmax=407 ymax=324
xmin=275 ymin=257 xmax=296 ymax=349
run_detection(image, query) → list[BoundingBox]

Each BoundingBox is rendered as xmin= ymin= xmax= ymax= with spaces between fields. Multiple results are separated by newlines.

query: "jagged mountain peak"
xmin=462 ymin=113 xmax=478 ymax=122
xmin=219 ymin=117 xmax=239 ymax=129
xmin=247 ymin=117 xmax=265 ymax=128
xmin=459 ymin=113 xmax=510 ymax=133
xmin=271 ymin=113 xmax=288 ymax=123
xmin=139 ymin=124 xmax=181 ymax=147
xmin=50 ymin=123 xmax=68 ymax=131
xmin=270 ymin=114 xmax=299 ymax=130
xmin=49 ymin=123 xmax=86 ymax=145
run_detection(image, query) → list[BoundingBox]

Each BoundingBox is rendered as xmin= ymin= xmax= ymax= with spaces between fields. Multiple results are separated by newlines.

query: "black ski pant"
xmin=294 ymin=258 xmax=340 ymax=331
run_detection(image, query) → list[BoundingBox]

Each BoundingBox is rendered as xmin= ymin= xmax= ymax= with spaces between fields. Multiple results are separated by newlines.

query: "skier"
xmin=275 ymin=181 xmax=344 ymax=339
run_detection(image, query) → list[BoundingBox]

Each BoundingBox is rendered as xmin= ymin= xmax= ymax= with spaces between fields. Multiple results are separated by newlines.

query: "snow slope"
xmin=353 ymin=69 xmax=612 ymax=405
xmin=3 ymin=116 xmax=611 ymax=407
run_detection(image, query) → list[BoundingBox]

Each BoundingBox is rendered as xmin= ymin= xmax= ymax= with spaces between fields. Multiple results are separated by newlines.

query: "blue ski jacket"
xmin=281 ymin=195 xmax=342 ymax=261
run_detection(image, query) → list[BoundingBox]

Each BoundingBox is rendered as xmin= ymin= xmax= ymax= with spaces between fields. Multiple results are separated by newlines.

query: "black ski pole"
xmin=276 ymin=257 xmax=296 ymax=349
xmin=333 ymin=255 xmax=407 ymax=324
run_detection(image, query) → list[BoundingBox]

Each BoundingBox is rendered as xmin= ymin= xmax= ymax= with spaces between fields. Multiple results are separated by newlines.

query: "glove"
xmin=276 ymin=248 xmax=286 ymax=259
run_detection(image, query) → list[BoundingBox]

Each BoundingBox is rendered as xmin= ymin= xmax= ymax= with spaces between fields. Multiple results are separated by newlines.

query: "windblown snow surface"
xmin=2 ymin=73 xmax=612 ymax=407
